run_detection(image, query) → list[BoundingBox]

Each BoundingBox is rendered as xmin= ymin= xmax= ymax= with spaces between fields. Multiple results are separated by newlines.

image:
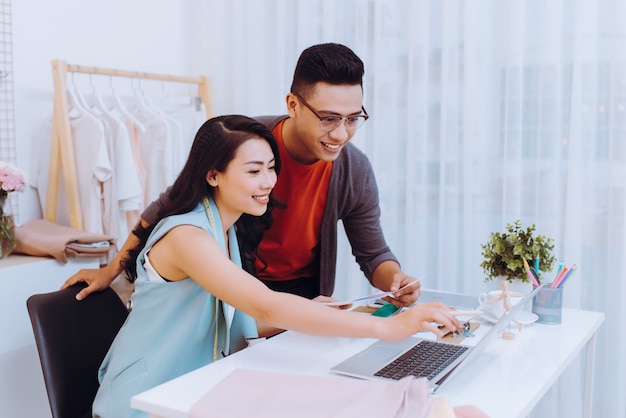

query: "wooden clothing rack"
xmin=46 ymin=59 xmax=213 ymax=230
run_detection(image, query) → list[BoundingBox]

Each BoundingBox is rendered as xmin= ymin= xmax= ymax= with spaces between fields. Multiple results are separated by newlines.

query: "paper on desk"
xmin=321 ymin=280 xmax=419 ymax=306
xmin=188 ymin=369 xmax=437 ymax=418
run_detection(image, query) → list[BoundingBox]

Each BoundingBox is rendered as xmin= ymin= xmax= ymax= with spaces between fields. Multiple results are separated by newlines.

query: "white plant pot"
xmin=487 ymin=275 xmax=533 ymax=295
xmin=486 ymin=276 xmax=533 ymax=312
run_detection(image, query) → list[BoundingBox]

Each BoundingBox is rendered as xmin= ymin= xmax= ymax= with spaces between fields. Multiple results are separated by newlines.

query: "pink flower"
xmin=0 ymin=161 xmax=28 ymax=193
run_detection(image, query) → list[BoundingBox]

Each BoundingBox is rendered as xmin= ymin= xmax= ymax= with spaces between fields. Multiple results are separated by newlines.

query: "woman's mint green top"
xmin=93 ymin=198 xmax=258 ymax=418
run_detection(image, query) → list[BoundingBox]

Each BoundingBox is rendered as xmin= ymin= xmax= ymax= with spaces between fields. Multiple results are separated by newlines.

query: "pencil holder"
xmin=532 ymin=284 xmax=563 ymax=324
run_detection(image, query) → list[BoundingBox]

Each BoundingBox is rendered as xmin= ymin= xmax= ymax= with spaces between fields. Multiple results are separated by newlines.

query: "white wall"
xmin=12 ymin=0 xmax=195 ymax=224
xmin=6 ymin=2 xmax=195 ymax=417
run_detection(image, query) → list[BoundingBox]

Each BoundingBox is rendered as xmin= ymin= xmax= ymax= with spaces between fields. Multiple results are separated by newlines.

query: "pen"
xmin=554 ymin=259 xmax=565 ymax=283
xmin=321 ymin=278 xmax=422 ymax=305
xmin=389 ymin=278 xmax=422 ymax=297
xmin=556 ymin=264 xmax=577 ymax=288
xmin=534 ymin=257 xmax=540 ymax=275
xmin=551 ymin=266 xmax=569 ymax=288
xmin=522 ymin=258 xmax=541 ymax=287
xmin=556 ymin=259 xmax=564 ymax=275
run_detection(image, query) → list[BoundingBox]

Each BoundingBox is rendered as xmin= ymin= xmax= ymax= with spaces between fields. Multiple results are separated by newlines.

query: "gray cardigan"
xmin=142 ymin=115 xmax=399 ymax=296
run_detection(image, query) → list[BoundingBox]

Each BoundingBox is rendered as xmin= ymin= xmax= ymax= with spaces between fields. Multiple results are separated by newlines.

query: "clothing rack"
xmin=47 ymin=59 xmax=213 ymax=230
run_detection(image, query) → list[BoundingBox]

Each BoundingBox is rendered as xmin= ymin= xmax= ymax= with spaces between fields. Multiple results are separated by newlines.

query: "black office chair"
xmin=26 ymin=282 xmax=129 ymax=418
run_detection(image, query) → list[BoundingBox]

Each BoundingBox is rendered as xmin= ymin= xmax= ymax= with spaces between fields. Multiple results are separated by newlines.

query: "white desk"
xmin=132 ymin=308 xmax=604 ymax=418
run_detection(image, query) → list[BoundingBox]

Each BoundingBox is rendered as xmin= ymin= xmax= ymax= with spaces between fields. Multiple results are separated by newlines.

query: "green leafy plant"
xmin=480 ymin=220 xmax=556 ymax=283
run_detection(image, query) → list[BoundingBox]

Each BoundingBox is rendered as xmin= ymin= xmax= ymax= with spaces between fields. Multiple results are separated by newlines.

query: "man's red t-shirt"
xmin=255 ymin=120 xmax=332 ymax=281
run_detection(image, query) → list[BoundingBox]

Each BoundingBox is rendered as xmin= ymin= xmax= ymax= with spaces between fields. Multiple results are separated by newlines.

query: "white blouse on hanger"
xmin=31 ymin=92 xmax=112 ymax=236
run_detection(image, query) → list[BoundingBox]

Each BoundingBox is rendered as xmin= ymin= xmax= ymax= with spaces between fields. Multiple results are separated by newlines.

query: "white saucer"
xmin=482 ymin=310 xmax=539 ymax=325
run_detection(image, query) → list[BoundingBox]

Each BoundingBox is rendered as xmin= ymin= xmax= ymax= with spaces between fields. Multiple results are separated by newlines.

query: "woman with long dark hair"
xmin=92 ymin=115 xmax=461 ymax=418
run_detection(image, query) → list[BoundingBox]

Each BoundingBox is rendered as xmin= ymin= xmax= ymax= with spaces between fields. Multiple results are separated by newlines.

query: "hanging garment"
xmin=153 ymin=96 xmax=207 ymax=170
xmin=31 ymin=92 xmax=112 ymax=235
xmin=85 ymin=93 xmax=143 ymax=248
xmin=125 ymin=94 xmax=176 ymax=208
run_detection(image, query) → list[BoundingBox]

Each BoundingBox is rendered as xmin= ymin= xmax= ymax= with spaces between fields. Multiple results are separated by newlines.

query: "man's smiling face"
xmin=286 ymin=82 xmax=364 ymax=165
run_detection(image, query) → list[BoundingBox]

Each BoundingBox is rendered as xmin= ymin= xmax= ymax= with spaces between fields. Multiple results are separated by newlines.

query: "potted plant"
xmin=480 ymin=220 xmax=557 ymax=285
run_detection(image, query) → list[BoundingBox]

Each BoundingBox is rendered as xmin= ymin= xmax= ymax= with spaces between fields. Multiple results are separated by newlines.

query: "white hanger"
xmin=66 ymin=72 xmax=89 ymax=118
xmin=150 ymin=80 xmax=200 ymax=113
xmin=82 ymin=74 xmax=114 ymax=117
xmin=128 ymin=76 xmax=161 ymax=116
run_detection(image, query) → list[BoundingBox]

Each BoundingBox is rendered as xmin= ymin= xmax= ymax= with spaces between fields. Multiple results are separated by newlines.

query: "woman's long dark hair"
xmin=122 ymin=115 xmax=282 ymax=282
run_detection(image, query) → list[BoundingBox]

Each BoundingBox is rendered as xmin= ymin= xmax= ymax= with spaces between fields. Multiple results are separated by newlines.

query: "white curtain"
xmin=191 ymin=0 xmax=626 ymax=416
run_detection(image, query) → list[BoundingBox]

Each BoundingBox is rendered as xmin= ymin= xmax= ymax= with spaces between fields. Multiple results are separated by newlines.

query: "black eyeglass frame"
xmin=293 ymin=93 xmax=369 ymax=131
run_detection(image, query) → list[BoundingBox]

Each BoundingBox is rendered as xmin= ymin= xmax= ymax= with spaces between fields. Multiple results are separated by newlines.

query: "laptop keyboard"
xmin=374 ymin=340 xmax=469 ymax=380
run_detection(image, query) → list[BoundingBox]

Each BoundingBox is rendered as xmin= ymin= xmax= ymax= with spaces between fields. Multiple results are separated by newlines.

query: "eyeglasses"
xmin=293 ymin=93 xmax=369 ymax=131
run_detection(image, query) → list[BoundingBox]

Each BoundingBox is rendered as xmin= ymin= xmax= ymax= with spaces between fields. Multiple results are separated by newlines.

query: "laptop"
xmin=331 ymin=284 xmax=543 ymax=392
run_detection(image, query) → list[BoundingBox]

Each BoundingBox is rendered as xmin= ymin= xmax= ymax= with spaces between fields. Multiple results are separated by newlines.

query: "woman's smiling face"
xmin=211 ymin=137 xmax=277 ymax=222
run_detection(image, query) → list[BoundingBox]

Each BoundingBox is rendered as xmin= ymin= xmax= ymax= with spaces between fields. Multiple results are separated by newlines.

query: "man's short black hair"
xmin=290 ymin=43 xmax=364 ymax=98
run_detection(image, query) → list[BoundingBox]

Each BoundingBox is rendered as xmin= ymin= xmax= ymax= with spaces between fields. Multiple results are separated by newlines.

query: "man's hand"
xmin=383 ymin=273 xmax=421 ymax=307
xmin=370 ymin=261 xmax=421 ymax=308
xmin=61 ymin=266 xmax=119 ymax=300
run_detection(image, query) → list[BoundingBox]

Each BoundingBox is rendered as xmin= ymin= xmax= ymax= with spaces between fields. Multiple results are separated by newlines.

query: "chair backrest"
xmin=27 ymin=282 xmax=129 ymax=418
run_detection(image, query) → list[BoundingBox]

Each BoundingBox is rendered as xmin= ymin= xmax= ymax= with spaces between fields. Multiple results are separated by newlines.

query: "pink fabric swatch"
xmin=189 ymin=369 xmax=436 ymax=418
xmin=14 ymin=218 xmax=114 ymax=262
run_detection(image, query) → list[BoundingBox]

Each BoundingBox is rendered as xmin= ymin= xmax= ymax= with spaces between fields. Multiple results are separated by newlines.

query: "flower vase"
xmin=0 ymin=194 xmax=17 ymax=259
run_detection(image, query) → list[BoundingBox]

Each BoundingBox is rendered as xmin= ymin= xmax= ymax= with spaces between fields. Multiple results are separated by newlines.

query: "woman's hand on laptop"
xmin=381 ymin=302 xmax=462 ymax=341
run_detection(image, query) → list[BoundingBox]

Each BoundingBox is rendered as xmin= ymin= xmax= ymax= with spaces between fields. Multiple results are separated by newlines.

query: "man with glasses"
xmin=63 ymin=43 xmax=420 ymax=308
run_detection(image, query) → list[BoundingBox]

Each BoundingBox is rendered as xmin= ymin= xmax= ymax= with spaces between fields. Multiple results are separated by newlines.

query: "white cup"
xmin=478 ymin=290 xmax=524 ymax=319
